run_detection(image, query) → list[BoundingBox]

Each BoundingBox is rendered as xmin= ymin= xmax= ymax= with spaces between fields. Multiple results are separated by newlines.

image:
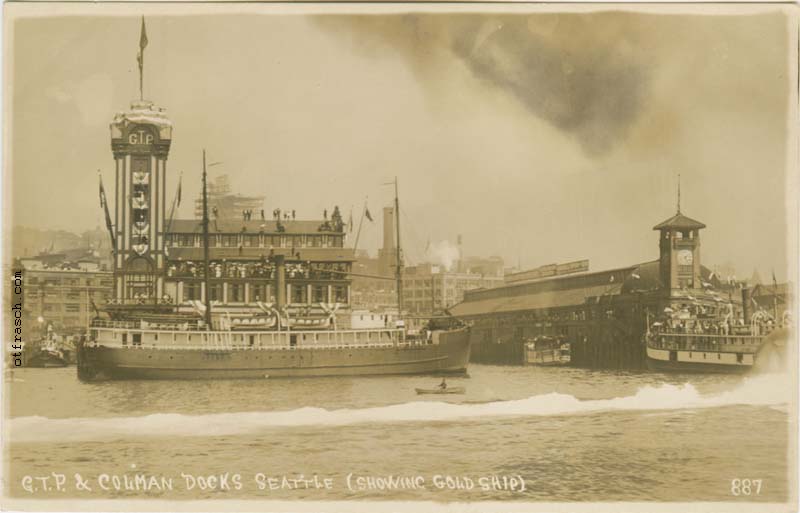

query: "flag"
xmin=348 ymin=210 xmax=353 ymax=233
xmin=425 ymin=238 xmax=430 ymax=253
xmin=772 ymin=269 xmax=778 ymax=287
xmin=139 ymin=16 xmax=148 ymax=51
xmin=176 ymin=175 xmax=182 ymax=207
xmin=99 ymin=173 xmax=116 ymax=250
xmin=98 ymin=174 xmax=107 ymax=209
xmin=365 ymin=207 xmax=373 ymax=222
xmin=136 ymin=17 xmax=148 ymax=80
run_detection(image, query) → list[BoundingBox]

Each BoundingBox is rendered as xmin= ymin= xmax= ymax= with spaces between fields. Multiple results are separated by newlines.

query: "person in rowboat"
xmin=439 ymin=378 xmax=447 ymax=390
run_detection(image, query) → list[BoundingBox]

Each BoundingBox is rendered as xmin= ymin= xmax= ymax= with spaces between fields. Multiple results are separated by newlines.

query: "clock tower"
xmin=653 ymin=205 xmax=705 ymax=291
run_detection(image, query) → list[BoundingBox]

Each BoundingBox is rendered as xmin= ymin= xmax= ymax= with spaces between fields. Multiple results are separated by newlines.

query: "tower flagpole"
xmin=137 ymin=16 xmax=149 ymax=101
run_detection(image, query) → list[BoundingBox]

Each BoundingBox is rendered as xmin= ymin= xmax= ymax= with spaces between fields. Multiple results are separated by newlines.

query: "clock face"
xmin=678 ymin=250 xmax=693 ymax=265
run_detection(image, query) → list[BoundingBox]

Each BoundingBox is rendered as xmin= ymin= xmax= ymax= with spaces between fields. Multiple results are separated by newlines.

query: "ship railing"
xmin=648 ymin=332 xmax=763 ymax=352
xmin=91 ymin=319 xmax=206 ymax=331
xmin=90 ymin=327 xmax=416 ymax=351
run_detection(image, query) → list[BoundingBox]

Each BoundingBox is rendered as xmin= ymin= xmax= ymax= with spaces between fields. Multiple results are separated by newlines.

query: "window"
xmin=184 ymin=282 xmax=201 ymax=301
xmin=250 ymin=284 xmax=266 ymax=303
xmin=312 ymin=285 xmax=327 ymax=303
xmin=333 ymin=286 xmax=347 ymax=303
xmin=65 ymin=304 xmax=80 ymax=313
xmin=292 ymin=284 xmax=307 ymax=304
xmin=176 ymin=234 xmax=194 ymax=247
xmin=208 ymin=284 xmax=222 ymax=302
xmin=229 ymin=283 xmax=245 ymax=302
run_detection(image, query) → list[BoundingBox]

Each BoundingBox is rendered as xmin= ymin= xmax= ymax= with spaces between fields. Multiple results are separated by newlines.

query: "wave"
xmin=9 ymin=373 xmax=789 ymax=443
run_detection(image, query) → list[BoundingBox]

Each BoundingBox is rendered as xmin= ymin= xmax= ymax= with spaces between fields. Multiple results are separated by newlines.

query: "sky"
xmin=5 ymin=6 xmax=796 ymax=280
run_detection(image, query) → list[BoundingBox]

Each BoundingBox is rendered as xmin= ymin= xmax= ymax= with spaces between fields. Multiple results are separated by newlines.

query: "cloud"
xmin=314 ymin=13 xmax=651 ymax=156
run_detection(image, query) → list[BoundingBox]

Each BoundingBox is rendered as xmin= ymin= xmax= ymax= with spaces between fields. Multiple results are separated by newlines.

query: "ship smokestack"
xmin=741 ymin=286 xmax=753 ymax=324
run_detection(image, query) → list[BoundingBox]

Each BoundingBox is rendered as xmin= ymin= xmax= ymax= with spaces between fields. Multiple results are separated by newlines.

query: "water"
xmin=4 ymin=365 xmax=791 ymax=502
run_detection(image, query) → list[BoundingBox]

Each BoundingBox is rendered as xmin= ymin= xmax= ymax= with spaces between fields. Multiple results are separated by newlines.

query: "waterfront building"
xmin=350 ymin=251 xmax=396 ymax=309
xmin=403 ymin=263 xmax=504 ymax=316
xmin=459 ymin=255 xmax=505 ymax=277
xmin=106 ymin=97 xmax=354 ymax=311
xmin=162 ymin=215 xmax=353 ymax=307
xmin=450 ymin=206 xmax=744 ymax=369
xmin=17 ymin=264 xmax=113 ymax=336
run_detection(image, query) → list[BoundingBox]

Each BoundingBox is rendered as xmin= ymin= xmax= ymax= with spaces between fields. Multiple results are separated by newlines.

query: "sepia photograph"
xmin=2 ymin=2 xmax=798 ymax=511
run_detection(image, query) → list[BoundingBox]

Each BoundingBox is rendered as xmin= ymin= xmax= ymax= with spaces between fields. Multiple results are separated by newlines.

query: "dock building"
xmin=450 ymin=207 xmax=749 ymax=369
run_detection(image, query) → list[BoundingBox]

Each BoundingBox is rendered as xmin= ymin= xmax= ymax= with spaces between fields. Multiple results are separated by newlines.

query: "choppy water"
xmin=4 ymin=365 xmax=792 ymax=502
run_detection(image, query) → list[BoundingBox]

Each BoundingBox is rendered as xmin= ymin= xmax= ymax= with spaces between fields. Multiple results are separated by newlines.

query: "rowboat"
xmin=415 ymin=387 xmax=465 ymax=395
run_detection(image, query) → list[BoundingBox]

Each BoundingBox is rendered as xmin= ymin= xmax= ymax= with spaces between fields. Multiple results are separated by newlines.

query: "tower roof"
xmin=652 ymin=212 xmax=706 ymax=231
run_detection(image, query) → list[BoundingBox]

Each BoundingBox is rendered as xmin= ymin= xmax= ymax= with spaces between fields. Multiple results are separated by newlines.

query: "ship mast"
xmin=394 ymin=177 xmax=403 ymax=314
xmin=201 ymin=149 xmax=212 ymax=329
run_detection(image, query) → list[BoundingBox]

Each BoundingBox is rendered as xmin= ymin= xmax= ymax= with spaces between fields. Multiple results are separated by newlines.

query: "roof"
xmin=450 ymin=260 xmax=725 ymax=319
xmin=168 ymin=219 xmax=343 ymax=235
xmin=450 ymin=283 xmax=624 ymax=317
xmin=752 ymin=282 xmax=794 ymax=298
xmin=652 ymin=212 xmax=706 ymax=230
xmin=167 ymin=246 xmax=355 ymax=262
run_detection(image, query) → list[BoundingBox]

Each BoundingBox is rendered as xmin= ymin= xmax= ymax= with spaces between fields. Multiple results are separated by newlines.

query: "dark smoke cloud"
xmin=314 ymin=13 xmax=651 ymax=156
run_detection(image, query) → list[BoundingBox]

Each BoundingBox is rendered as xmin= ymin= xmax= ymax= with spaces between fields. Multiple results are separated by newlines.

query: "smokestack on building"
xmin=378 ymin=206 xmax=396 ymax=277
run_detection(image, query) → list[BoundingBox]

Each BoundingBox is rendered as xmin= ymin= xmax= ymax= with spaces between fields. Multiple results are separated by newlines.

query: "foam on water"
xmin=10 ymin=372 xmax=789 ymax=443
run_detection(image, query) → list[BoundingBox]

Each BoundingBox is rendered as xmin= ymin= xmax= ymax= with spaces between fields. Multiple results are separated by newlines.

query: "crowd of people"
xmin=652 ymin=302 xmax=777 ymax=336
xmin=166 ymin=259 xmax=349 ymax=280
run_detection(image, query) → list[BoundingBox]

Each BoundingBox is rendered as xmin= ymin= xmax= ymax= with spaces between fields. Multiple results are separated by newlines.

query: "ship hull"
xmin=78 ymin=328 xmax=470 ymax=381
xmin=645 ymin=346 xmax=753 ymax=374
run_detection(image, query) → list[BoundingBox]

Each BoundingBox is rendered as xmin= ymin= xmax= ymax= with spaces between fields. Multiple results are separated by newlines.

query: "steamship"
xmin=644 ymin=288 xmax=788 ymax=373
xmin=77 ymin=142 xmax=470 ymax=381
xmin=75 ymin=20 xmax=470 ymax=380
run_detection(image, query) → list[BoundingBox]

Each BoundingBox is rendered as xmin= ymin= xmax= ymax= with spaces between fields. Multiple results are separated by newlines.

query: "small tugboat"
xmin=25 ymin=341 xmax=69 ymax=368
xmin=525 ymin=336 xmax=571 ymax=366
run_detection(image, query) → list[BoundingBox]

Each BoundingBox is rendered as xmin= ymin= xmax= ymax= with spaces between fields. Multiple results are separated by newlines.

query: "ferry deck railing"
xmin=647 ymin=331 xmax=765 ymax=352
xmin=88 ymin=324 xmax=415 ymax=351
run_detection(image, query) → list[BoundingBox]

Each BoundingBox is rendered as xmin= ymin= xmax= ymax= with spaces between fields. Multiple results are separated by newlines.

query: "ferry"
xmin=644 ymin=303 xmax=786 ymax=373
xmin=524 ymin=336 xmax=571 ymax=366
xmin=77 ymin=154 xmax=470 ymax=381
